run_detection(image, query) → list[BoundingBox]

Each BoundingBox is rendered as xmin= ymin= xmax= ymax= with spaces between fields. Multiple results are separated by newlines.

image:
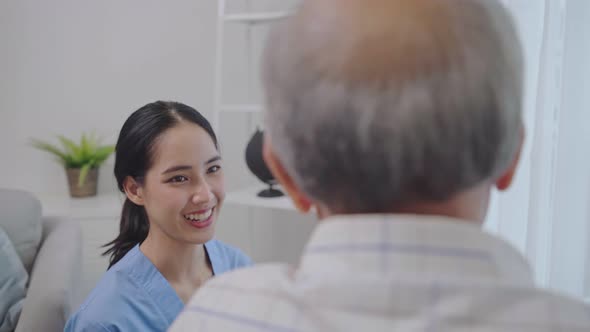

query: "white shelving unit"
xmin=223 ymin=12 xmax=291 ymax=24
xmin=213 ymin=0 xmax=295 ymax=211
xmin=212 ymin=0 xmax=293 ymax=132
xmin=225 ymin=185 xmax=294 ymax=210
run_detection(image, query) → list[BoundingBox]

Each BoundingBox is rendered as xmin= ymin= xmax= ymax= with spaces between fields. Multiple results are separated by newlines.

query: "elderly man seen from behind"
xmin=170 ymin=0 xmax=590 ymax=331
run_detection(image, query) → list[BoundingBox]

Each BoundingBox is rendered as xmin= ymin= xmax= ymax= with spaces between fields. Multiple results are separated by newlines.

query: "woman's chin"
xmin=184 ymin=225 xmax=216 ymax=244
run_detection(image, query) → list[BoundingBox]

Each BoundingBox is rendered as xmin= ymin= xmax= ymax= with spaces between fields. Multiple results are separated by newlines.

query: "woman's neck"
xmin=139 ymin=227 xmax=212 ymax=285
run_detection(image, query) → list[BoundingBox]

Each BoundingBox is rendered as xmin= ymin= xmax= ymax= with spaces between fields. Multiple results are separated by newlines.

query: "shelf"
xmin=225 ymin=185 xmax=295 ymax=211
xmin=36 ymin=192 xmax=125 ymax=220
xmin=36 ymin=187 xmax=296 ymax=221
xmin=220 ymin=104 xmax=263 ymax=113
xmin=223 ymin=12 xmax=291 ymax=24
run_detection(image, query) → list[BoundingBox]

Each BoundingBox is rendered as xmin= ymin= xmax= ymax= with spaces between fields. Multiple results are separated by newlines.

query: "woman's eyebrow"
xmin=161 ymin=165 xmax=192 ymax=175
xmin=205 ymin=156 xmax=222 ymax=164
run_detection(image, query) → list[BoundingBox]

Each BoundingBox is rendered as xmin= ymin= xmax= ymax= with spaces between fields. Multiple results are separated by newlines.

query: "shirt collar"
xmin=297 ymin=214 xmax=533 ymax=286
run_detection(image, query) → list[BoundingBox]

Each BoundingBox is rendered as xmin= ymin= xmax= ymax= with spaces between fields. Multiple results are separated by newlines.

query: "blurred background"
xmin=0 ymin=0 xmax=588 ymax=304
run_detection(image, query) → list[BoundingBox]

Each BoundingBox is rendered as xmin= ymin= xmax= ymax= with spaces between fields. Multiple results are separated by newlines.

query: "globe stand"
xmin=257 ymin=184 xmax=284 ymax=198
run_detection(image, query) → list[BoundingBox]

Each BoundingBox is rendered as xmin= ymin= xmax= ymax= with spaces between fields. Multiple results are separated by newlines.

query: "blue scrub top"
xmin=65 ymin=240 xmax=252 ymax=332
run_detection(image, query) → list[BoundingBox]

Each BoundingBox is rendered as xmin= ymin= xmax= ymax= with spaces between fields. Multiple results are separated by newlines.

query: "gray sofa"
xmin=0 ymin=189 xmax=82 ymax=332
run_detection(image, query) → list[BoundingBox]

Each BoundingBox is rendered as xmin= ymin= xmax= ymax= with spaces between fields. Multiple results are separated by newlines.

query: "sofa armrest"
xmin=15 ymin=217 xmax=82 ymax=332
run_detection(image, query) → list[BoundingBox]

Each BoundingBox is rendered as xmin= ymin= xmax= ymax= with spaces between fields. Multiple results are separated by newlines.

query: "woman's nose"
xmin=191 ymin=181 xmax=213 ymax=204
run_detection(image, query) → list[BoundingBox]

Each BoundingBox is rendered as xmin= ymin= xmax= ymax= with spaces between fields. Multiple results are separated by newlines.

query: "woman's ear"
xmin=123 ymin=176 xmax=145 ymax=206
xmin=263 ymin=138 xmax=312 ymax=213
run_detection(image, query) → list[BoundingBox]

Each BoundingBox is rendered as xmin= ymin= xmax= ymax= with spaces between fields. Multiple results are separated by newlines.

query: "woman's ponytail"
xmin=102 ymin=198 xmax=149 ymax=269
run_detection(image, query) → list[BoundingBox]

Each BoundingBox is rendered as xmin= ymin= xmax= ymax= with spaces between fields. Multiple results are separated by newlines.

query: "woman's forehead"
xmin=151 ymin=123 xmax=218 ymax=168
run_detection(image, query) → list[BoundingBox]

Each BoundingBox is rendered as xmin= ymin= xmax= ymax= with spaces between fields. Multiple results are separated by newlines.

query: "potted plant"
xmin=31 ymin=133 xmax=115 ymax=198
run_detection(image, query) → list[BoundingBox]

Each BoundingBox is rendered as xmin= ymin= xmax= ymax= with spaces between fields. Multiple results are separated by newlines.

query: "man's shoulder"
xmin=203 ymin=262 xmax=294 ymax=292
xmin=170 ymin=263 xmax=300 ymax=332
xmin=433 ymin=282 xmax=590 ymax=330
xmin=529 ymin=288 xmax=590 ymax=325
xmin=188 ymin=263 xmax=297 ymax=312
xmin=171 ymin=265 xmax=590 ymax=331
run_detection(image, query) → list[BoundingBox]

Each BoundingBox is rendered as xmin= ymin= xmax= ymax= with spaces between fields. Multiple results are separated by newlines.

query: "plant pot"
xmin=65 ymin=168 xmax=98 ymax=198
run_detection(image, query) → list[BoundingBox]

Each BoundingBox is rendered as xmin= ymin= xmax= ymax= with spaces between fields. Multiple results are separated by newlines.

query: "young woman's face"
xmin=140 ymin=121 xmax=224 ymax=245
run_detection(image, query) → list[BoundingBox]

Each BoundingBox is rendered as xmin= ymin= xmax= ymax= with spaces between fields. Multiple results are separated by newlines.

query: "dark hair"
xmin=102 ymin=101 xmax=218 ymax=268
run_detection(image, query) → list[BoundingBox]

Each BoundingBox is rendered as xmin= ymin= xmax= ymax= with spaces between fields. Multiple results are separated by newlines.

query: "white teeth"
xmin=184 ymin=209 xmax=213 ymax=222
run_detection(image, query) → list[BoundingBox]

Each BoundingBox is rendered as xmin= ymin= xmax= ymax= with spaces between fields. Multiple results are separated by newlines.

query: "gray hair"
xmin=262 ymin=0 xmax=524 ymax=213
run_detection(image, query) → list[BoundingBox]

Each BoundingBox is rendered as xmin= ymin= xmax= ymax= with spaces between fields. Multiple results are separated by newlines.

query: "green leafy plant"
xmin=31 ymin=133 xmax=115 ymax=187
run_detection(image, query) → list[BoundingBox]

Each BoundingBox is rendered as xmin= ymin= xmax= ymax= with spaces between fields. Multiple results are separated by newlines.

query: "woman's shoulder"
xmin=65 ymin=246 xmax=164 ymax=331
xmin=205 ymin=239 xmax=253 ymax=273
xmin=65 ymin=268 xmax=144 ymax=331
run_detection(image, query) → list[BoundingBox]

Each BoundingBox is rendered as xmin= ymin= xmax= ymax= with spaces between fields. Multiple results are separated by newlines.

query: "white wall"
xmin=0 ymin=0 xmax=217 ymax=196
xmin=0 ymin=0 xmax=314 ymax=266
xmin=487 ymin=0 xmax=590 ymax=299
xmin=548 ymin=0 xmax=590 ymax=298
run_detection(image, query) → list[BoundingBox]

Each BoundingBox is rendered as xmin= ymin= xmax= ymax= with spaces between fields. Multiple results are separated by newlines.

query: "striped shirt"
xmin=170 ymin=214 xmax=590 ymax=331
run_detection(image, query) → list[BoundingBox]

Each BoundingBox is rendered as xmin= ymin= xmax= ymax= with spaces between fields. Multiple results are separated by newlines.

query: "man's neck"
xmin=318 ymin=184 xmax=491 ymax=223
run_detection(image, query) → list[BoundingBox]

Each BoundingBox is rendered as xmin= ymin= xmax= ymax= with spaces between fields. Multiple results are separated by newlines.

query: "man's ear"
xmin=123 ymin=176 xmax=145 ymax=206
xmin=496 ymin=126 xmax=525 ymax=191
xmin=263 ymin=137 xmax=312 ymax=213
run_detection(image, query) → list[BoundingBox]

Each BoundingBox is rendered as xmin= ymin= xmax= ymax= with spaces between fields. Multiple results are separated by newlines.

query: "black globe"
xmin=245 ymin=129 xmax=284 ymax=198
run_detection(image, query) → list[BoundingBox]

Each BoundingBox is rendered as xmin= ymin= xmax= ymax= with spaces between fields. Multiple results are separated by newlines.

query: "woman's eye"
xmin=207 ymin=165 xmax=221 ymax=174
xmin=169 ymin=175 xmax=188 ymax=183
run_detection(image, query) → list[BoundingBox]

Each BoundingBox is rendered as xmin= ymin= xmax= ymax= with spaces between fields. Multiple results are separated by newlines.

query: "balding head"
xmin=262 ymin=0 xmax=523 ymax=214
xmin=293 ymin=0 xmax=470 ymax=82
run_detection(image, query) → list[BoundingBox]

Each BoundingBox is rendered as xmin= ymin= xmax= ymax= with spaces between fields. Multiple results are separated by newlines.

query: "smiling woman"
xmin=64 ymin=101 xmax=252 ymax=332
